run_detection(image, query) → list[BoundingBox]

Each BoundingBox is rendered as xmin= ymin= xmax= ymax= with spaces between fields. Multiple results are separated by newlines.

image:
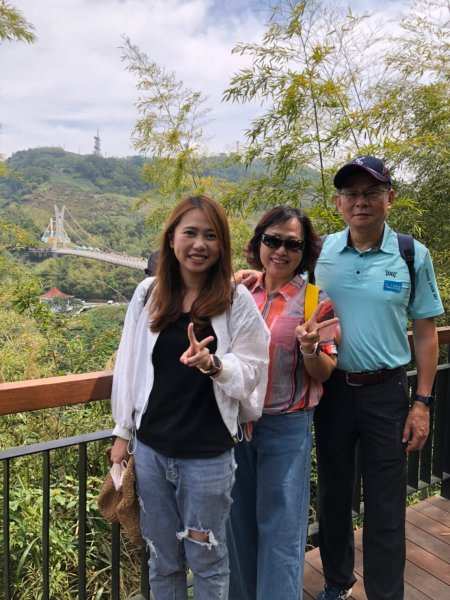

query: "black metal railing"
xmin=0 ymin=430 xmax=155 ymax=600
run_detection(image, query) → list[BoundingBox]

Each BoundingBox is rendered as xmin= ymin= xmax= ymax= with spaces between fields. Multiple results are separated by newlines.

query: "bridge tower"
xmin=41 ymin=205 xmax=71 ymax=248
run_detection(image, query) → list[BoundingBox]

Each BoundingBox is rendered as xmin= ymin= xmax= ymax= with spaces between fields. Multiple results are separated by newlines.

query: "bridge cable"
xmin=64 ymin=207 xmax=115 ymax=254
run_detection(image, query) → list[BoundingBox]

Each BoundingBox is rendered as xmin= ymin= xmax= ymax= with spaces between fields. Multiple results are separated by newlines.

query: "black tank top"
xmin=137 ymin=313 xmax=234 ymax=458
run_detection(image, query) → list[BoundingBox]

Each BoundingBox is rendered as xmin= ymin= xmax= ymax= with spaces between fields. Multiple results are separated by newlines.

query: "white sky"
xmin=1 ymin=0 xmax=408 ymax=158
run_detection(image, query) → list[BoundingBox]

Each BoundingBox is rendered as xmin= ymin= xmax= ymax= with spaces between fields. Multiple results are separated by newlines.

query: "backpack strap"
xmin=397 ymin=233 xmax=415 ymax=304
xmin=305 ymin=283 xmax=320 ymax=322
xmin=143 ymin=279 xmax=157 ymax=307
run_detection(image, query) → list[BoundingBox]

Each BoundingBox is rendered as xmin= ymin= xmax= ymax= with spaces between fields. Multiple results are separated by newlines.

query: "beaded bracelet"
xmin=300 ymin=342 xmax=319 ymax=358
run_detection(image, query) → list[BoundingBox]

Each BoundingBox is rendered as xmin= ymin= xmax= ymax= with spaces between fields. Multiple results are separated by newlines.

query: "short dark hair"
xmin=144 ymin=250 xmax=159 ymax=276
xmin=246 ymin=206 xmax=321 ymax=283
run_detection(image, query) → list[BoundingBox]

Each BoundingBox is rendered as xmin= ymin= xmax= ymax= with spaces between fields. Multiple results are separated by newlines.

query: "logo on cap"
xmin=333 ymin=155 xmax=392 ymax=189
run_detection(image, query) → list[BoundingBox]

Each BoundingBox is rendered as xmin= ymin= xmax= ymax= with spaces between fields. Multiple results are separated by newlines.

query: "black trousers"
xmin=314 ymin=369 xmax=409 ymax=600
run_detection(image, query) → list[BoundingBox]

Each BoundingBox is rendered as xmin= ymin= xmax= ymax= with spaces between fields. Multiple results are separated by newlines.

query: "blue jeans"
xmin=227 ymin=411 xmax=314 ymax=600
xmin=134 ymin=439 xmax=236 ymax=600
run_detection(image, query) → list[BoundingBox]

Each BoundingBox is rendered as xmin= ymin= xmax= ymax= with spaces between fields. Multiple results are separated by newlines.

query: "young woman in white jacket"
xmin=110 ymin=195 xmax=270 ymax=600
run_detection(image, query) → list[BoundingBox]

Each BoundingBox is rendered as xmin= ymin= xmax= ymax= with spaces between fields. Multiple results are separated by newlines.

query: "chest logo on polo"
xmin=385 ymin=270 xmax=397 ymax=278
xmin=383 ymin=280 xmax=402 ymax=293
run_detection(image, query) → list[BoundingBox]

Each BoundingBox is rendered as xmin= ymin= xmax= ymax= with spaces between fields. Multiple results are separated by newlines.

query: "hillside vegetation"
xmin=0 ymin=148 xmax=272 ymax=299
xmin=0 ymin=147 xmax=272 ymax=243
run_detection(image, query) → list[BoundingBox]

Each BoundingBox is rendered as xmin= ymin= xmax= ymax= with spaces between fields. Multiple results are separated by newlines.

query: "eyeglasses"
xmin=339 ymin=187 xmax=390 ymax=202
xmin=261 ymin=233 xmax=305 ymax=253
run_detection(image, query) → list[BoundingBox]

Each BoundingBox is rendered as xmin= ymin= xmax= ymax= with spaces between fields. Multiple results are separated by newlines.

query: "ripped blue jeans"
xmin=134 ymin=439 xmax=235 ymax=600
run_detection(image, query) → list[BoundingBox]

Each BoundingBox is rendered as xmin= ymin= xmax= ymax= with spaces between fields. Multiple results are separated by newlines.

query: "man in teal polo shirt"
xmin=314 ymin=156 xmax=444 ymax=600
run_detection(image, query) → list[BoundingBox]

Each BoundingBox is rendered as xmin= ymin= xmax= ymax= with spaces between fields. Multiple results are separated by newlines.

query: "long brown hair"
xmin=150 ymin=195 xmax=233 ymax=332
xmin=246 ymin=206 xmax=321 ymax=283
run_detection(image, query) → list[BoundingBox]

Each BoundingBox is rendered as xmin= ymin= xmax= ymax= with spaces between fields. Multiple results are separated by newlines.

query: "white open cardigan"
xmin=111 ymin=278 xmax=270 ymax=440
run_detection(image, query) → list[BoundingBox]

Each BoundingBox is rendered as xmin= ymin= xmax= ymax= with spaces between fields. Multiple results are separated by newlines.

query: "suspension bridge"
xmin=39 ymin=205 xmax=147 ymax=270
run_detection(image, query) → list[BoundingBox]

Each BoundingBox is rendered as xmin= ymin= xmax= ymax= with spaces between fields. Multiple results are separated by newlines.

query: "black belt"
xmin=334 ymin=366 xmax=403 ymax=387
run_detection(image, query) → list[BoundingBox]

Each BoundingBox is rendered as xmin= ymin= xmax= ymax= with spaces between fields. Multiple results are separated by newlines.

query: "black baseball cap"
xmin=334 ymin=156 xmax=392 ymax=189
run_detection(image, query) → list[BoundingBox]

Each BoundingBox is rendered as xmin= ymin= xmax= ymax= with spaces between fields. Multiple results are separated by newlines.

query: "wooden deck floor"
xmin=303 ymin=495 xmax=450 ymax=600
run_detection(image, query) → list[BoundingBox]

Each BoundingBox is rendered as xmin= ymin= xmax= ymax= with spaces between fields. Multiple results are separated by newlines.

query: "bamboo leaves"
xmin=122 ymin=38 xmax=209 ymax=197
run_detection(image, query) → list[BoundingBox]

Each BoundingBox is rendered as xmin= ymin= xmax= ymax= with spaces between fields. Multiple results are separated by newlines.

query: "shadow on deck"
xmin=303 ymin=496 xmax=450 ymax=600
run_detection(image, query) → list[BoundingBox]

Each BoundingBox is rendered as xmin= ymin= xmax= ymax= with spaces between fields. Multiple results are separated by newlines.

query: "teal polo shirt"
xmin=315 ymin=223 xmax=444 ymax=372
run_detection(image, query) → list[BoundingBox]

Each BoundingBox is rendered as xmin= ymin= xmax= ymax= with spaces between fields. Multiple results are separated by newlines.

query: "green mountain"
xmin=0 ymin=147 xmax=266 ymax=203
xmin=0 ymin=147 xmax=282 ymax=251
xmin=0 ymin=148 xmax=270 ymax=299
xmin=1 ymin=147 xmax=148 ymax=199
xmin=0 ymin=148 xmax=149 ymax=254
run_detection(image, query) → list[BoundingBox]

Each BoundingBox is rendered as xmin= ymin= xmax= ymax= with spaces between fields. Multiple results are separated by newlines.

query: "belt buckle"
xmin=345 ymin=372 xmax=364 ymax=387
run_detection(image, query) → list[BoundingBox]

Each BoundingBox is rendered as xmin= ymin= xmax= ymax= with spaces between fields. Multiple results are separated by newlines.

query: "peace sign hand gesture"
xmin=180 ymin=322 xmax=215 ymax=371
xmin=295 ymin=300 xmax=340 ymax=355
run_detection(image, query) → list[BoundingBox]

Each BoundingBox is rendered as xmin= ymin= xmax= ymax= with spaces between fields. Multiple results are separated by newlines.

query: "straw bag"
xmin=97 ymin=454 xmax=143 ymax=546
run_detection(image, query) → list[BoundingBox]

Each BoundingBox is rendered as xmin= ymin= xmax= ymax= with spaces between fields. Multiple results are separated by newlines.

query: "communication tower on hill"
xmin=93 ymin=130 xmax=101 ymax=156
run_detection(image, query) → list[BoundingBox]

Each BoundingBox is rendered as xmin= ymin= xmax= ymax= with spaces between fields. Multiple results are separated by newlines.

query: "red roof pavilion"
xmin=41 ymin=287 xmax=73 ymax=300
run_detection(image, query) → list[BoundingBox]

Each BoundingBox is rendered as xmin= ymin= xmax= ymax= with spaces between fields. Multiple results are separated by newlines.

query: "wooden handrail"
xmin=408 ymin=325 xmax=450 ymax=352
xmin=435 ymin=325 xmax=450 ymax=345
xmin=0 ymin=371 xmax=113 ymax=416
xmin=1 ymin=327 xmax=449 ymax=417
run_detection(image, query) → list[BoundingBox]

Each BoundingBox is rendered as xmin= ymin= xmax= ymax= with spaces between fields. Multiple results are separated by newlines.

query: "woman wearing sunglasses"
xmin=227 ymin=206 xmax=339 ymax=600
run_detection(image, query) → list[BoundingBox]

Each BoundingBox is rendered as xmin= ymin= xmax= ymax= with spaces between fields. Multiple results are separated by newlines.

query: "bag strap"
xmin=397 ymin=233 xmax=415 ymax=304
xmin=143 ymin=279 xmax=157 ymax=308
xmin=304 ymin=283 xmax=320 ymax=322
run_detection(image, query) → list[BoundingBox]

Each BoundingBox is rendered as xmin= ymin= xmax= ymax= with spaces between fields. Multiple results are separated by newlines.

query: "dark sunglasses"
xmin=261 ymin=233 xmax=305 ymax=253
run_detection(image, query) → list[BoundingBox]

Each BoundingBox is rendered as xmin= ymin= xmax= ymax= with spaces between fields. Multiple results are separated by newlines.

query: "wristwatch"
xmin=414 ymin=394 xmax=434 ymax=407
xmin=199 ymin=354 xmax=222 ymax=376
